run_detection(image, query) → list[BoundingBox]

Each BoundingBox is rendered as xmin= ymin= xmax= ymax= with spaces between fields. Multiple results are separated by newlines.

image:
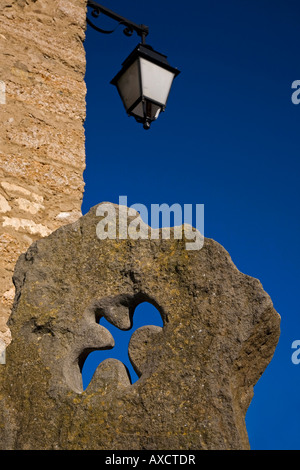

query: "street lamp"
xmin=87 ymin=1 xmax=180 ymax=130
xmin=110 ymin=43 xmax=180 ymax=130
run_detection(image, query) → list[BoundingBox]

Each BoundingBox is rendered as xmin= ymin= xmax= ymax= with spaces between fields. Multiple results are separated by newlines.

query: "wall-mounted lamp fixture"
xmin=87 ymin=1 xmax=181 ymax=130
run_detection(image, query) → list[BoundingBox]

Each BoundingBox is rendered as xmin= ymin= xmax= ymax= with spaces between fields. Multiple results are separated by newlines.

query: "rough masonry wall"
xmin=0 ymin=0 xmax=87 ymax=345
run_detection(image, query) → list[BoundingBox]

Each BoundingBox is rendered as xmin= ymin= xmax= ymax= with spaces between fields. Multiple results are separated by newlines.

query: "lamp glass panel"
xmin=116 ymin=59 xmax=141 ymax=111
xmin=131 ymin=102 xmax=144 ymax=119
xmin=132 ymin=101 xmax=161 ymax=121
xmin=140 ymin=58 xmax=175 ymax=106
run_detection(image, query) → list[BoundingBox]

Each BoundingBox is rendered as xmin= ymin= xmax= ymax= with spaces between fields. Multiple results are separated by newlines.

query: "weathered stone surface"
xmin=0 ymin=0 xmax=87 ymax=346
xmin=129 ymin=325 xmax=163 ymax=377
xmin=0 ymin=204 xmax=280 ymax=450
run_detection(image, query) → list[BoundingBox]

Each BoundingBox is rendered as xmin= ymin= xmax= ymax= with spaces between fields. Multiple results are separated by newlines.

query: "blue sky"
xmin=82 ymin=0 xmax=300 ymax=450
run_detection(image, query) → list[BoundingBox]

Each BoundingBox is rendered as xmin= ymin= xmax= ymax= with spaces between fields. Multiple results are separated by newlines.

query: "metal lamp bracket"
xmin=87 ymin=1 xmax=149 ymax=44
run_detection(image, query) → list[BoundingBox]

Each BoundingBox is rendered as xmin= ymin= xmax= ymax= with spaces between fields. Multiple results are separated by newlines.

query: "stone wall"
xmin=0 ymin=0 xmax=87 ymax=345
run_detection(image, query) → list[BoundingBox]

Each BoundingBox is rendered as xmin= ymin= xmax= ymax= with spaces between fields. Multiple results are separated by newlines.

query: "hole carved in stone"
xmin=78 ymin=294 xmax=164 ymax=392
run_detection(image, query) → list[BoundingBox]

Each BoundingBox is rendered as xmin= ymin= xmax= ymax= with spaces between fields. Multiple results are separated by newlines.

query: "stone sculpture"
xmin=0 ymin=204 xmax=280 ymax=450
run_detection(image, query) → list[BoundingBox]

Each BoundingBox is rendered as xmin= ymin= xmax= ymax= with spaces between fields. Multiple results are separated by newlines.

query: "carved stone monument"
xmin=0 ymin=204 xmax=280 ymax=450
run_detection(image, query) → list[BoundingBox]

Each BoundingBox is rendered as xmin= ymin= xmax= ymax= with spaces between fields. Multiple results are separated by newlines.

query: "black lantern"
xmin=87 ymin=1 xmax=180 ymax=130
xmin=111 ymin=44 xmax=180 ymax=130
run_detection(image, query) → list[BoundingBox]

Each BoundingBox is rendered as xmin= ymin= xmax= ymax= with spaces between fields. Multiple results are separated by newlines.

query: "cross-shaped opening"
xmin=81 ymin=301 xmax=163 ymax=390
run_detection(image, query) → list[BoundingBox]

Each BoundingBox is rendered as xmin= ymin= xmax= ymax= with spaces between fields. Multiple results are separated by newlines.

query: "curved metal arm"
xmin=87 ymin=1 xmax=149 ymax=43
